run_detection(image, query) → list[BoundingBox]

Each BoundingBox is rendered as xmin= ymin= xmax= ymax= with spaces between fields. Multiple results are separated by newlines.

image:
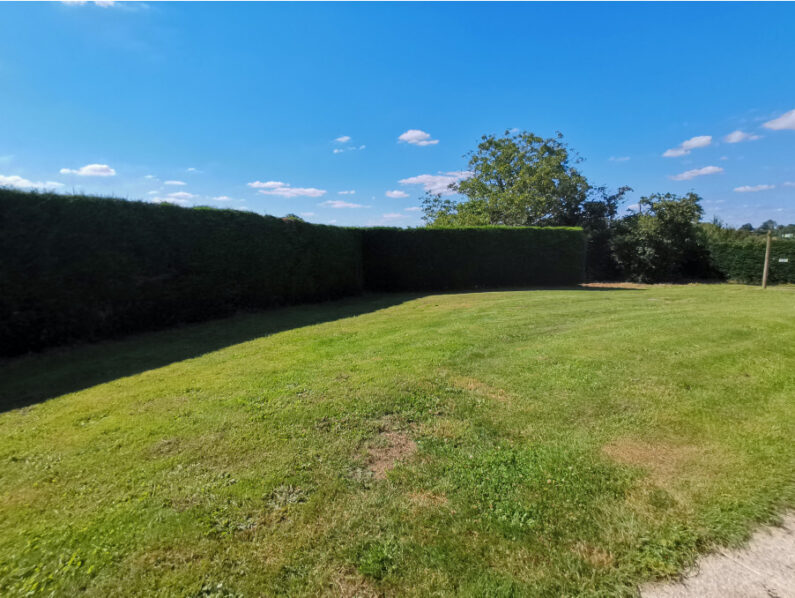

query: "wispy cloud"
xmin=763 ymin=109 xmax=795 ymax=131
xmin=669 ymin=165 xmax=723 ymax=181
xmin=337 ymin=190 xmax=356 ymax=195
xmin=399 ymin=171 xmax=471 ymax=195
xmin=248 ymin=180 xmax=327 ymax=198
xmin=398 ymin=129 xmax=439 ymax=146
xmin=59 ymin=163 xmax=116 ymax=176
xmin=734 ymin=184 xmax=774 ymax=193
xmin=319 ymin=200 xmax=364 ymax=209
xmin=0 ymin=174 xmax=63 ymax=189
xmin=167 ymin=191 xmax=196 ymax=200
xmin=609 ymin=156 xmax=631 ymax=162
xmin=724 ymin=130 xmax=761 ymax=143
xmin=61 ymin=1 xmax=118 ymax=6
xmin=332 ymin=144 xmax=365 ymax=154
xmin=783 ymin=181 xmax=795 ymax=187
xmin=385 ymin=190 xmax=409 ymax=199
xmin=186 ymin=167 xmax=201 ymax=173
xmin=213 ymin=196 xmax=233 ymax=201
xmin=662 ymin=135 xmax=712 ymax=158
xmin=334 ymin=135 xmax=351 ymax=143
xmin=164 ymin=180 xmax=186 ymax=186
xmin=405 ymin=206 xmax=422 ymax=212
xmin=381 ymin=213 xmax=406 ymax=220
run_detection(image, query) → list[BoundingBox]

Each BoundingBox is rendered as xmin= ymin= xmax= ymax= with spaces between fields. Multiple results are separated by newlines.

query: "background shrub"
xmin=708 ymin=238 xmax=795 ymax=284
xmin=0 ymin=190 xmax=363 ymax=356
xmin=362 ymin=226 xmax=585 ymax=291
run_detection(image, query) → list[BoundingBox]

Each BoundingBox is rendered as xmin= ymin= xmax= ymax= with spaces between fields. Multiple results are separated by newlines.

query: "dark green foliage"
xmin=0 ymin=189 xmax=363 ymax=356
xmin=1 ymin=190 xmax=586 ymax=356
xmin=708 ymin=238 xmax=795 ymax=284
xmin=362 ymin=226 xmax=585 ymax=291
xmin=610 ymin=193 xmax=715 ymax=283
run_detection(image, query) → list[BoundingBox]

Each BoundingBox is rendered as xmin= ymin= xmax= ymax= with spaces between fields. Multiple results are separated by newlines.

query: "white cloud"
xmin=385 ymin=190 xmax=409 ymax=199
xmin=335 ymin=136 xmax=351 ymax=143
xmin=248 ymin=180 xmax=286 ymax=189
xmin=405 ymin=206 xmax=422 ymax=212
xmin=724 ymin=130 xmax=761 ymax=143
xmin=0 ymin=174 xmax=63 ymax=189
xmin=164 ymin=180 xmax=186 ymax=186
xmin=300 ymin=212 xmax=316 ymax=218
xmin=319 ymin=200 xmax=364 ymax=209
xmin=167 ymin=191 xmax=196 ymax=200
xmin=332 ymin=143 xmax=365 ymax=155
xmin=213 ymin=195 xmax=233 ymax=201
xmin=398 ymin=170 xmax=471 ymax=195
xmin=609 ymin=156 xmax=631 ymax=162
xmin=398 ymin=129 xmax=439 ymax=146
xmin=186 ymin=167 xmax=201 ymax=173
xmin=382 ymin=213 xmax=406 ymax=220
xmin=669 ymin=165 xmax=723 ymax=181
xmin=783 ymin=181 xmax=795 ymax=187
xmin=146 ymin=190 xmax=158 ymax=195
xmin=144 ymin=174 xmax=156 ymax=179
xmin=662 ymin=135 xmax=712 ymax=158
xmin=337 ymin=190 xmax=356 ymax=195
xmin=249 ymin=180 xmax=326 ymax=198
xmin=734 ymin=184 xmax=775 ymax=193
xmin=59 ymin=163 xmax=116 ymax=176
xmin=763 ymin=109 xmax=795 ymax=131
xmin=61 ymin=1 xmax=117 ymax=6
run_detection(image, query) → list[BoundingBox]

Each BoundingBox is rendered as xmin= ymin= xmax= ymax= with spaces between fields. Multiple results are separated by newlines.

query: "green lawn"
xmin=1 ymin=284 xmax=793 ymax=597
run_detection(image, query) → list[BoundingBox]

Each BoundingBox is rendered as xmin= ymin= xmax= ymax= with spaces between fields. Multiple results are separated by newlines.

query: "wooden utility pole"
xmin=762 ymin=231 xmax=772 ymax=289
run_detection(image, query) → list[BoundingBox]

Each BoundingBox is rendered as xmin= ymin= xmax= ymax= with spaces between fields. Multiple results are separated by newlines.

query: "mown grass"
xmin=1 ymin=284 xmax=793 ymax=597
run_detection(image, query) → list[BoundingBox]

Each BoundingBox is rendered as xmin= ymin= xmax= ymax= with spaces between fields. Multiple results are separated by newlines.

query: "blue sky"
xmin=1 ymin=1 xmax=794 ymax=227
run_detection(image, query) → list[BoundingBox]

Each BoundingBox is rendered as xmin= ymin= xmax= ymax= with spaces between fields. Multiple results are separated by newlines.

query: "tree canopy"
xmin=422 ymin=130 xmax=627 ymax=228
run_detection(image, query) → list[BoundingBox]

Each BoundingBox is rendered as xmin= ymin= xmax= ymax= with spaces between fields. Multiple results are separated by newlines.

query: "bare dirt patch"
xmin=367 ymin=431 xmax=417 ymax=480
xmin=581 ymin=282 xmax=652 ymax=290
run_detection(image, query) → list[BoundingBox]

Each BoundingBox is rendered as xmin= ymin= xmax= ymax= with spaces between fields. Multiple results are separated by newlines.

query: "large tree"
xmin=422 ymin=130 xmax=626 ymax=228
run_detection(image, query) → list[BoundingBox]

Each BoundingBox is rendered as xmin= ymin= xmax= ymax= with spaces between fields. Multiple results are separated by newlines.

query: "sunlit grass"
xmin=1 ymin=284 xmax=793 ymax=596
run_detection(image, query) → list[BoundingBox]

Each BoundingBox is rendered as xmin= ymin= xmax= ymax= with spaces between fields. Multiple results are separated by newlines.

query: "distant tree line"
xmin=421 ymin=130 xmax=793 ymax=283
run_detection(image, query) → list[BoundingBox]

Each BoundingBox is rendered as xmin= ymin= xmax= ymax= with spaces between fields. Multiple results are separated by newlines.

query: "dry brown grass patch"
xmin=407 ymin=491 xmax=449 ymax=508
xmin=572 ymin=542 xmax=614 ymax=569
xmin=326 ymin=567 xmax=381 ymax=597
xmin=367 ymin=431 xmax=417 ymax=480
xmin=581 ymin=282 xmax=652 ymax=290
xmin=451 ymin=376 xmax=510 ymax=403
xmin=602 ymin=437 xmax=717 ymax=485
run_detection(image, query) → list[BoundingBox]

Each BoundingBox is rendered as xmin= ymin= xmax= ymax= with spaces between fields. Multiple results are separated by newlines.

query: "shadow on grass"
xmin=0 ymin=286 xmax=640 ymax=412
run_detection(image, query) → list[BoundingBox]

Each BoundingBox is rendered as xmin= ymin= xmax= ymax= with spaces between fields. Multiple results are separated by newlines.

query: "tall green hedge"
xmin=362 ymin=226 xmax=585 ymax=291
xmin=1 ymin=191 xmax=586 ymax=356
xmin=708 ymin=238 xmax=795 ymax=284
xmin=0 ymin=190 xmax=363 ymax=356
